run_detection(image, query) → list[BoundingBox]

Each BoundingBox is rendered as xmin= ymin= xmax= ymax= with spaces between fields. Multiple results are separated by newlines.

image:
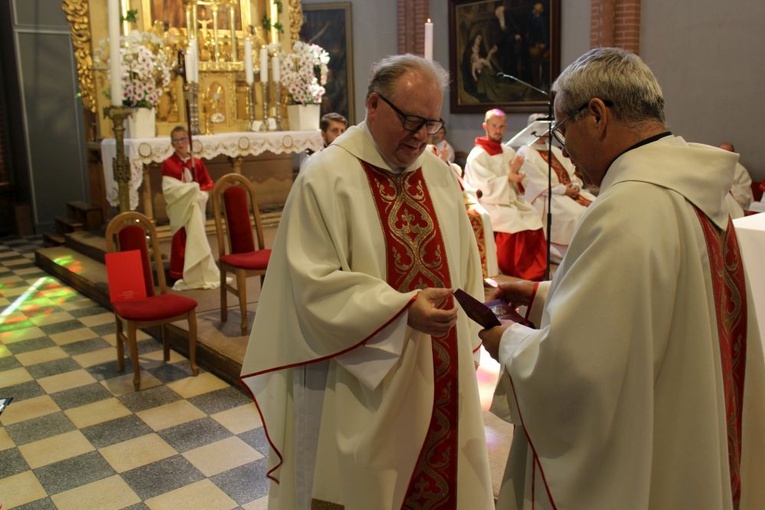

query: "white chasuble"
xmin=241 ymin=123 xmax=493 ymax=509
xmin=491 ymin=136 xmax=765 ymax=510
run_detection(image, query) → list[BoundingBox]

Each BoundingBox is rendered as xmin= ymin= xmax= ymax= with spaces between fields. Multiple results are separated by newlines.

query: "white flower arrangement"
xmin=278 ymin=41 xmax=330 ymax=105
xmin=95 ymin=31 xmax=173 ymax=109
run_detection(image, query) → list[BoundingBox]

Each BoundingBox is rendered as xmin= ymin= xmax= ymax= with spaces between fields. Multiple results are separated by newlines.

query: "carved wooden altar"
xmin=61 ymin=0 xmax=305 ymax=140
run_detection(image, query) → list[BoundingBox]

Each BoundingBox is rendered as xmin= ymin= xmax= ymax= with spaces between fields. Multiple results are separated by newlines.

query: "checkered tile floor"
xmin=0 ymin=236 xmax=269 ymax=509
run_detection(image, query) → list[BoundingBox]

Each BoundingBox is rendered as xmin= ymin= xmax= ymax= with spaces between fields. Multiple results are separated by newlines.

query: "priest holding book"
xmin=241 ymin=54 xmax=493 ymax=509
xmin=480 ymin=48 xmax=765 ymax=510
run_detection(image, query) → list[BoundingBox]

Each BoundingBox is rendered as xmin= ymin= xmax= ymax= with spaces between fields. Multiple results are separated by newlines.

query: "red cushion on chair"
xmin=224 ymin=186 xmax=256 ymax=254
xmin=220 ymin=249 xmax=271 ymax=270
xmin=114 ymin=293 xmax=198 ymax=321
xmin=118 ymin=225 xmax=155 ymax=297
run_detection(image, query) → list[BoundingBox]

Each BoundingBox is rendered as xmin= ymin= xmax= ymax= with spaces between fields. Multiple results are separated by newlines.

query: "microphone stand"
xmin=496 ymin=72 xmax=554 ymax=279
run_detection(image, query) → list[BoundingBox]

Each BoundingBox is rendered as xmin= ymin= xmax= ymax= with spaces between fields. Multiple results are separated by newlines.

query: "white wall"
xmin=642 ymin=0 xmax=765 ymax=180
xmin=306 ymin=0 xmax=764 ymax=181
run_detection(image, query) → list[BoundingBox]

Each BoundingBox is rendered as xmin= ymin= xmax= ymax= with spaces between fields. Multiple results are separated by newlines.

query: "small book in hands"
xmin=453 ymin=289 xmax=534 ymax=329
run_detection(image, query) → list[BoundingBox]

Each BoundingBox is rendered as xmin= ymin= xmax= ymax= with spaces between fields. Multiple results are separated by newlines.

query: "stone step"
xmin=54 ymin=215 xmax=84 ymax=234
xmin=42 ymin=231 xmax=66 ymax=247
xmin=66 ymin=201 xmax=103 ymax=231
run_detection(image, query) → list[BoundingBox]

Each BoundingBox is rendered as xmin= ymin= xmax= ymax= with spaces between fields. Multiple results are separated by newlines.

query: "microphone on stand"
xmin=496 ymin=72 xmax=555 ymax=279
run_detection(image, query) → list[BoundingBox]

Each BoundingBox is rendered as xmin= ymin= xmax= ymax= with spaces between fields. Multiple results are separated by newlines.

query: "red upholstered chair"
xmin=105 ymin=211 xmax=199 ymax=390
xmin=212 ymin=173 xmax=271 ymax=335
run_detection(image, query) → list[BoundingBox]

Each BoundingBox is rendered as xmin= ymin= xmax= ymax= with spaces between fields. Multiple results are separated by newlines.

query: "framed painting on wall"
xmin=449 ymin=0 xmax=560 ymax=114
xmin=300 ymin=2 xmax=355 ymax=124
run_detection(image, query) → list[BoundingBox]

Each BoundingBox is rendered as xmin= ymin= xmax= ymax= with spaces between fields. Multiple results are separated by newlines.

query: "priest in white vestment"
xmin=517 ymin=138 xmax=596 ymax=263
xmin=480 ymin=48 xmax=765 ymax=510
xmin=241 ymin=55 xmax=494 ymax=509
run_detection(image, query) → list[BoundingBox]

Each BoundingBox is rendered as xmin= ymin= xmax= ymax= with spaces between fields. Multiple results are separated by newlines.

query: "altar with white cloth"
xmin=100 ymin=130 xmax=323 ymax=218
xmin=733 ymin=212 xmax=765 ymax=353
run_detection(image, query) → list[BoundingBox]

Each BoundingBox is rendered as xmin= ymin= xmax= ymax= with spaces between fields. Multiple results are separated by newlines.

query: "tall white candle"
xmin=424 ymin=19 xmax=434 ymax=61
xmin=107 ymin=0 xmax=122 ymax=106
xmin=260 ymin=47 xmax=268 ymax=83
xmin=244 ymin=38 xmax=253 ymax=85
xmin=272 ymin=53 xmax=280 ymax=83
xmin=270 ymin=1 xmax=279 ymax=45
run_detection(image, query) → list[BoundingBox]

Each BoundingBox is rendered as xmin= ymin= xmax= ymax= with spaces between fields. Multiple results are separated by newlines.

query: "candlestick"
xmin=424 ymin=19 xmax=434 ymax=61
xmin=274 ymin=81 xmax=282 ymax=130
xmin=261 ymin=81 xmax=268 ymax=132
xmin=260 ymin=47 xmax=268 ymax=83
xmin=272 ymin=52 xmax=280 ymax=84
xmin=244 ymin=39 xmax=253 ymax=85
xmin=107 ymin=0 xmax=122 ymax=106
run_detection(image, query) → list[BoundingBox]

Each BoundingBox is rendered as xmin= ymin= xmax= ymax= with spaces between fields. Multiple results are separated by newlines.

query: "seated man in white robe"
xmin=465 ymin=109 xmax=548 ymax=281
xmin=161 ymin=126 xmax=220 ymax=290
xmin=517 ymin=116 xmax=596 ymax=263
xmin=431 ymin=144 xmax=499 ymax=278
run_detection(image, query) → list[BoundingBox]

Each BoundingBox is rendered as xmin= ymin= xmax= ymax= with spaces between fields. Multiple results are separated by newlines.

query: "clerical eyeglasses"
xmin=551 ymin=99 xmax=614 ymax=147
xmin=377 ymin=94 xmax=444 ymax=135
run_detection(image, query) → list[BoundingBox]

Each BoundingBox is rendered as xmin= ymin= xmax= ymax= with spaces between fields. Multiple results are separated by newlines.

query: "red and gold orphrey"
xmin=696 ymin=209 xmax=748 ymax=510
xmin=361 ymin=160 xmax=459 ymax=509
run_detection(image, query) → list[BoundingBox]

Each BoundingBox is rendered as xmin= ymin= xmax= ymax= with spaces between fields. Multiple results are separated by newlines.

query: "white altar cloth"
xmin=101 ymin=130 xmax=323 ymax=210
xmin=733 ymin=212 xmax=765 ymax=353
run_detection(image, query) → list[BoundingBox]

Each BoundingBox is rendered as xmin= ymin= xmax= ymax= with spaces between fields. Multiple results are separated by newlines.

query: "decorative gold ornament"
xmin=62 ymin=0 xmax=96 ymax=112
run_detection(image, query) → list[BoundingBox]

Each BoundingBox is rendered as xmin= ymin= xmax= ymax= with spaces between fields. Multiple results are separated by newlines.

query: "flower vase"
xmin=287 ymin=104 xmax=321 ymax=131
xmin=126 ymin=107 xmax=156 ymax=139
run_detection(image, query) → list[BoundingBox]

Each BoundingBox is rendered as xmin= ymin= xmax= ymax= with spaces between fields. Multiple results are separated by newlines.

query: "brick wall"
xmin=398 ymin=0 xmax=430 ymax=56
xmin=591 ymin=0 xmax=642 ymax=54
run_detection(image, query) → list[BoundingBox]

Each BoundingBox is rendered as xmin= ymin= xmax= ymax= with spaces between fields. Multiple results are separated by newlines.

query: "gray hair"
xmin=366 ymin=54 xmax=449 ymax=100
xmin=552 ymin=47 xmax=665 ymax=125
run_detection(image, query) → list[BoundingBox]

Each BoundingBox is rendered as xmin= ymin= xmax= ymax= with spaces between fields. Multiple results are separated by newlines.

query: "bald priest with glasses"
xmin=241 ymin=54 xmax=494 ymax=509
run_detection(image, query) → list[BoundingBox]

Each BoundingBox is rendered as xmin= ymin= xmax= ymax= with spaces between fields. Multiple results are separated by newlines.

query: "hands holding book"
xmin=453 ymin=277 xmax=537 ymax=362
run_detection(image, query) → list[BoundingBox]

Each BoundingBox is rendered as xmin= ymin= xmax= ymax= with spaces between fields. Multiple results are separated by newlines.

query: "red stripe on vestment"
xmin=695 ymin=209 xmax=748 ymax=509
xmin=361 ymin=160 xmax=459 ymax=509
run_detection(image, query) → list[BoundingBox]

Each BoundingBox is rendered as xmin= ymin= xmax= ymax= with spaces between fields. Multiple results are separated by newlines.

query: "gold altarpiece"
xmin=62 ymin=0 xmax=305 ymax=141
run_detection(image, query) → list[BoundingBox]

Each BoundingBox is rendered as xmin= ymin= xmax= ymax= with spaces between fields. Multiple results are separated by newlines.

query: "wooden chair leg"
xmin=127 ymin=322 xmax=141 ymax=391
xmin=115 ymin=317 xmax=125 ymax=372
xmin=220 ymin=268 xmax=228 ymax=322
xmin=237 ymin=270 xmax=248 ymax=336
xmin=162 ymin=324 xmax=170 ymax=362
xmin=188 ymin=312 xmax=199 ymax=376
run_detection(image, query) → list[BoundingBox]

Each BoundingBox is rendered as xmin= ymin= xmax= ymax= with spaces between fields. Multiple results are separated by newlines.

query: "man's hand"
xmin=479 ymin=322 xmax=512 ymax=361
xmin=408 ymin=288 xmax=458 ymax=336
xmin=489 ymin=277 xmax=535 ymax=308
xmin=564 ymin=184 xmax=580 ymax=198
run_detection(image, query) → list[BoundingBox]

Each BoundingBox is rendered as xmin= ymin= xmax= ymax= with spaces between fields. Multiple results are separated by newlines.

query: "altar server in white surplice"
xmin=241 ymin=55 xmax=493 ymax=510
xmin=480 ymin=48 xmax=765 ymax=510
xmin=517 ymin=125 xmax=596 ymax=263
xmin=161 ymin=126 xmax=220 ymax=291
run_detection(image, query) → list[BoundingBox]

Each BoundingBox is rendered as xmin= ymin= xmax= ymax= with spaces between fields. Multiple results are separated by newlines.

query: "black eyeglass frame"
xmin=551 ymin=99 xmax=614 ymax=147
xmin=377 ymin=93 xmax=444 ymax=136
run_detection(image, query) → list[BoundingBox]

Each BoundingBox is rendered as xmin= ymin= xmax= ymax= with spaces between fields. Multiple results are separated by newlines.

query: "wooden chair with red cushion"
xmin=105 ymin=211 xmax=199 ymax=390
xmin=212 ymin=173 xmax=271 ymax=335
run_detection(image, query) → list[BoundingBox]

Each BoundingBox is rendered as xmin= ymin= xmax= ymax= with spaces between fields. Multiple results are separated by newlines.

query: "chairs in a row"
xmin=104 ymin=173 xmax=270 ymax=390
